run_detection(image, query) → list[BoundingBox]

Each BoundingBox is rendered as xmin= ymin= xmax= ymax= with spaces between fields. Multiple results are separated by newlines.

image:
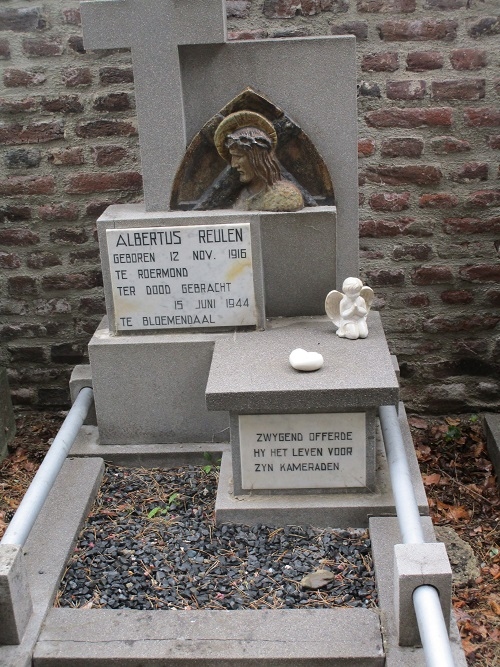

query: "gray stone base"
xmin=0 ymin=367 xmax=16 ymax=463
xmin=483 ymin=413 xmax=500 ymax=479
xmin=215 ymin=405 xmax=427 ymax=527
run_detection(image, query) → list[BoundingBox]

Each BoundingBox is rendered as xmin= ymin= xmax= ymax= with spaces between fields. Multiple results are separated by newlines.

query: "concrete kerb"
xmin=0 ymin=544 xmax=33 ymax=646
xmin=0 ymin=457 xmax=104 ymax=667
xmin=483 ymin=413 xmax=500 ymax=479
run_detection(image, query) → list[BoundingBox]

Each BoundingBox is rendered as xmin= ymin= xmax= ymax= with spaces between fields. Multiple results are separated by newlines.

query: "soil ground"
xmin=0 ymin=410 xmax=498 ymax=666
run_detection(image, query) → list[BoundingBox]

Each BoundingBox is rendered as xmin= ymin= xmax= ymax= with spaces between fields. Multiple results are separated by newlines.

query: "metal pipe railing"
xmin=378 ymin=404 xmax=456 ymax=667
xmin=1 ymin=387 xmax=94 ymax=547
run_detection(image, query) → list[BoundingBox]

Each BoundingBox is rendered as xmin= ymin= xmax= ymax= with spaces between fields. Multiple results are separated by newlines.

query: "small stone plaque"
xmin=107 ymin=223 xmax=256 ymax=331
xmin=239 ymin=413 xmax=366 ymax=490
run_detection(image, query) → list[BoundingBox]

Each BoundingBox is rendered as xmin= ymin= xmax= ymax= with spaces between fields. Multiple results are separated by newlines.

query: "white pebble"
xmin=289 ymin=348 xmax=324 ymax=372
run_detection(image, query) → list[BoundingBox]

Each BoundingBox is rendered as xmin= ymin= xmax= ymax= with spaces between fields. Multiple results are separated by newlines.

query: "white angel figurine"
xmin=325 ymin=277 xmax=374 ymax=340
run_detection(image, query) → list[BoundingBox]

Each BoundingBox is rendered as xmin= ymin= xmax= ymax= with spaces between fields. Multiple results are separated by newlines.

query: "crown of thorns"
xmin=214 ymin=111 xmax=277 ymax=162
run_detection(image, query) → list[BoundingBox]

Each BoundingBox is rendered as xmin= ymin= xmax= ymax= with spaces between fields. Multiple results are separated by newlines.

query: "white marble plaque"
xmin=239 ymin=413 xmax=366 ymax=490
xmin=107 ymin=224 xmax=256 ymax=331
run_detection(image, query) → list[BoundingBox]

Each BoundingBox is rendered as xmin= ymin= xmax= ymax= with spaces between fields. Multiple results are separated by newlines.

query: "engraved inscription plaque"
xmin=239 ymin=413 xmax=366 ymax=490
xmin=107 ymin=223 xmax=256 ymax=331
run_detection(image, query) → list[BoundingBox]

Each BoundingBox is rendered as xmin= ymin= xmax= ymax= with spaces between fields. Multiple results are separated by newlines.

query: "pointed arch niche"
xmin=170 ymin=88 xmax=334 ymax=211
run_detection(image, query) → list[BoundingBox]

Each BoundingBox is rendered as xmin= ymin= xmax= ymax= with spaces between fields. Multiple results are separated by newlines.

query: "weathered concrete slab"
xmin=483 ymin=413 xmax=500 ymax=479
xmin=215 ymin=404 xmax=428 ymax=527
xmin=69 ymin=424 xmax=229 ymax=467
xmin=34 ymin=607 xmax=384 ymax=666
xmin=0 ymin=367 xmax=15 ymax=462
xmin=370 ymin=517 xmax=467 ymax=667
xmin=206 ymin=314 xmax=399 ymax=414
xmin=0 ymin=544 xmax=32 ymax=645
xmin=0 ymin=457 xmax=104 ymax=667
xmin=88 ymin=317 xmax=230 ymax=445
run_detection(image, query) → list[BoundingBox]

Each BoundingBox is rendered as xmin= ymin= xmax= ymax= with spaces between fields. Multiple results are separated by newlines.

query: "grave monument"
xmin=0 ymin=1 xmax=467 ymax=665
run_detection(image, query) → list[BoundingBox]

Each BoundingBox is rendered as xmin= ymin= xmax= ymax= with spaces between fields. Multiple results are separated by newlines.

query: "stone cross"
xmin=81 ymin=0 xmax=226 ymax=212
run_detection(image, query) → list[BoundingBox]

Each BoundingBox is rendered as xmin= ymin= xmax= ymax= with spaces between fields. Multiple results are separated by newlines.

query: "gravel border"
xmin=57 ymin=464 xmax=377 ymax=611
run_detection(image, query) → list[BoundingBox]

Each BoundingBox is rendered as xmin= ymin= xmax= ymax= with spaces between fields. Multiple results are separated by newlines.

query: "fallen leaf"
xmin=423 ymin=473 xmax=441 ymax=486
xmin=409 ymin=417 xmax=429 ymax=429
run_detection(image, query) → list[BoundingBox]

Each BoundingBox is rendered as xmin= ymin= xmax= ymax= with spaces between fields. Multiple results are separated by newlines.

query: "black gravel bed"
xmin=57 ymin=464 xmax=377 ymax=611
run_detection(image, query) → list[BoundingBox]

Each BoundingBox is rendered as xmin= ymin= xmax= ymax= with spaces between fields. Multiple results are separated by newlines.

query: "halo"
xmin=214 ymin=111 xmax=277 ymax=162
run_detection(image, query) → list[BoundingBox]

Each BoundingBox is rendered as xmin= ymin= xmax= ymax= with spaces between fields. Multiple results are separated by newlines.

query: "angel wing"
xmin=325 ymin=290 xmax=343 ymax=327
xmin=360 ymin=286 xmax=374 ymax=312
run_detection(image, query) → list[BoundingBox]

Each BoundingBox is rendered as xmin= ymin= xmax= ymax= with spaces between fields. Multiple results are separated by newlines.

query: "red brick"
xmin=386 ymin=79 xmax=426 ymax=100
xmin=62 ymin=66 xmax=91 ymax=87
xmin=4 ymin=68 xmax=46 ymax=87
xmin=392 ymin=243 xmax=432 ymax=260
xmin=0 ymin=252 xmax=21 ymax=269
xmin=486 ymin=290 xmax=500 ymax=306
xmin=329 ymin=22 xmax=368 ymax=39
xmin=0 ymin=7 xmax=47 ymax=32
xmin=358 ymin=82 xmax=381 ymax=98
xmin=99 ymin=67 xmax=134 ymax=85
xmin=27 ymin=252 xmax=62 ymax=269
xmin=406 ymin=293 xmax=430 ymax=307
xmin=50 ymin=228 xmax=89 ymax=244
xmin=489 ymin=135 xmax=500 ymax=150
xmin=430 ymin=135 xmax=470 ymax=154
xmin=34 ymin=299 xmax=71 ymax=315
xmin=432 ymin=79 xmax=485 ymax=101
xmin=0 ymin=97 xmax=37 ymax=114
xmin=468 ymin=17 xmax=500 ymax=39
xmin=360 ymin=217 xmax=433 ymax=237
xmin=227 ymin=1 xmax=251 ymax=18
xmin=0 ymin=175 xmax=54 ymax=196
xmin=93 ymin=93 xmax=132 ymax=113
xmin=227 ymin=30 xmax=269 ymax=40
xmin=378 ymin=19 xmax=458 ymax=42
xmin=412 ymin=265 xmax=453 ymax=284
xmin=40 ymin=95 xmax=83 ymax=113
xmin=450 ymin=48 xmax=487 ymax=71
xmin=38 ymin=203 xmax=79 ymax=221
xmin=68 ymin=35 xmax=85 ymax=54
xmin=48 ymin=147 xmax=85 ymax=166
xmin=42 ymin=271 xmax=102 ymax=291
xmin=459 ymin=264 xmax=500 ymax=282
xmin=363 ymin=164 xmax=442 ymax=186
xmin=357 ymin=0 xmax=415 ymax=11
xmin=92 ymin=145 xmax=128 ymax=166
xmin=358 ymin=138 xmax=376 ymax=157
xmin=270 ymin=27 xmax=312 ymax=38
xmin=22 ymin=37 xmax=63 ymax=57
xmin=66 ymin=171 xmax=143 ymax=194
xmin=419 ymin=193 xmax=458 ymax=208
xmin=85 ymin=201 xmax=114 ymax=218
xmin=406 ymin=50 xmax=443 ymax=71
xmin=363 ymin=268 xmax=405 ymax=286
xmin=440 ymin=290 xmax=473 ymax=304
xmin=423 ymin=314 xmax=499 ymax=333
xmin=0 ymin=38 xmax=11 ymax=59
xmin=366 ymin=107 xmax=452 ymax=128
xmin=8 ymin=276 xmax=37 ymax=296
xmin=0 ymin=121 xmax=64 ymax=146
xmin=466 ymin=189 xmax=500 ymax=208
xmin=0 ymin=206 xmax=31 ymax=222
xmin=381 ymin=137 xmax=423 ymax=158
xmin=361 ymin=52 xmax=399 ymax=72
xmin=62 ymin=8 xmax=81 ymax=25
xmin=369 ymin=192 xmax=411 ymax=211
xmin=449 ymin=162 xmax=488 ymax=183
xmin=443 ymin=216 xmax=500 ymax=234
xmin=465 ymin=108 xmax=500 ymax=128
xmin=262 ymin=0 xmax=346 ymax=18
xmin=424 ymin=0 xmax=465 ymax=8
xmin=75 ymin=120 xmax=137 ymax=139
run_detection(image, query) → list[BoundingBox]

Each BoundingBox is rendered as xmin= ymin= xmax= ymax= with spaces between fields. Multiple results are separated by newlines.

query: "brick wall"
xmin=1 ymin=0 xmax=499 ymax=412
